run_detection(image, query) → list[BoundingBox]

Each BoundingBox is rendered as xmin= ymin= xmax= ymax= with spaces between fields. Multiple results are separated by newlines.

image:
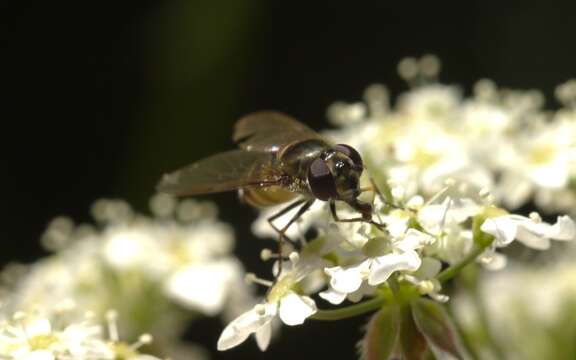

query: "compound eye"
xmin=307 ymin=158 xmax=337 ymax=201
xmin=334 ymin=144 xmax=363 ymax=169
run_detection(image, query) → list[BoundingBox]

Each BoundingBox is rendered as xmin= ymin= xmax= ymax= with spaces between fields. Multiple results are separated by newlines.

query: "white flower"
xmin=320 ymin=229 xmax=432 ymax=304
xmin=495 ymin=118 xmax=576 ymax=210
xmin=2 ymin=196 xmax=249 ymax=355
xmin=401 ymin=257 xmax=448 ymax=302
xmin=217 ymin=291 xmax=316 ymax=352
xmin=0 ymin=311 xmax=108 ymax=360
xmin=481 ymin=214 xmax=576 ymax=250
xmin=217 ymin=255 xmax=318 ymax=351
xmin=102 ymin=228 xmax=160 ymax=272
xmin=397 ymin=84 xmax=460 ymax=120
xmin=165 ymin=259 xmax=243 ymax=315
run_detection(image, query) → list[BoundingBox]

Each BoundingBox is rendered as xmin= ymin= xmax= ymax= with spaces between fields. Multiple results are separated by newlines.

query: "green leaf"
xmin=412 ymin=298 xmax=468 ymax=360
xmin=399 ymin=305 xmax=429 ymax=360
xmin=360 ymin=305 xmax=400 ymax=360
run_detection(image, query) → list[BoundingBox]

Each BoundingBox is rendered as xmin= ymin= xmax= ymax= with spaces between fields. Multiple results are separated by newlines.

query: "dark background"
xmin=2 ymin=1 xmax=576 ymax=359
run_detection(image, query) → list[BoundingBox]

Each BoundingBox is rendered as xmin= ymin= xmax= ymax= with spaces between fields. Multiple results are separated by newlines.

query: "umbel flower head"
xmin=215 ymin=55 xmax=576 ymax=357
xmin=0 ymin=194 xmax=251 ymax=359
xmin=327 ymin=56 xmax=576 ymax=214
xmin=0 ymin=308 xmax=161 ymax=360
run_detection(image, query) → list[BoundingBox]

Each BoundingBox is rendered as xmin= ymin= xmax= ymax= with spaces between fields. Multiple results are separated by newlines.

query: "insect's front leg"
xmin=329 ymin=200 xmax=385 ymax=230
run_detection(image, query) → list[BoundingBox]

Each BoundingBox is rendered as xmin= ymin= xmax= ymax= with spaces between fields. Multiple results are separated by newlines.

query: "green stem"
xmin=310 ymin=296 xmax=386 ymax=321
xmin=437 ymin=245 xmax=486 ymax=283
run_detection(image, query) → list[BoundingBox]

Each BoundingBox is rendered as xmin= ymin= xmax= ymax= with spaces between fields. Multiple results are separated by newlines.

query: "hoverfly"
xmin=157 ymin=111 xmax=383 ymax=251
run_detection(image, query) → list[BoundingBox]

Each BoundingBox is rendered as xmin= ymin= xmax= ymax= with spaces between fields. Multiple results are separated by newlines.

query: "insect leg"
xmin=267 ymin=199 xmax=315 ymax=278
xmin=329 ymin=200 xmax=385 ymax=230
xmin=267 ymin=199 xmax=307 ymax=246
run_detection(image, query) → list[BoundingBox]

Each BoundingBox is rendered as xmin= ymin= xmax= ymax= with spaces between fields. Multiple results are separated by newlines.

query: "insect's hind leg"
xmin=267 ymin=199 xmax=305 ymax=245
xmin=267 ymin=199 xmax=315 ymax=277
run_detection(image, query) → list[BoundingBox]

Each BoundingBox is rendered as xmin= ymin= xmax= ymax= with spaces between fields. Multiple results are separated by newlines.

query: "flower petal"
xmin=418 ymin=198 xmax=451 ymax=234
xmin=478 ymin=250 xmax=507 ymax=270
xmin=396 ymin=229 xmax=434 ymax=252
xmin=325 ymin=261 xmax=369 ymax=293
xmin=480 ymin=217 xmax=517 ymax=247
xmin=165 ymin=260 xmax=240 ymax=315
xmin=549 ymin=215 xmax=576 ymax=241
xmin=278 ymin=292 xmax=317 ymax=326
xmin=217 ymin=307 xmax=272 ymax=351
xmin=368 ymin=251 xmax=422 ymax=286
xmin=255 ymin=322 xmax=272 ymax=351
xmin=515 ymin=226 xmax=551 ymax=250
xmin=319 ymin=288 xmax=347 ymax=305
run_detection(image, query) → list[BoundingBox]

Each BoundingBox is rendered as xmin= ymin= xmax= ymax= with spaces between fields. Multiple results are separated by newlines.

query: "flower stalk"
xmin=436 ymin=245 xmax=486 ymax=284
xmin=311 ymin=296 xmax=387 ymax=321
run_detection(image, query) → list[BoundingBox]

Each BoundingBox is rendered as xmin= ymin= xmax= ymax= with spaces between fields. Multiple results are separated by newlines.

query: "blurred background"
xmin=2 ymin=1 xmax=576 ymax=359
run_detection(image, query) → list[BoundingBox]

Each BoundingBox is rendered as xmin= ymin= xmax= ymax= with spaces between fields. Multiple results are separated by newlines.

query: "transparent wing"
xmin=233 ymin=111 xmax=324 ymax=152
xmin=157 ymin=150 xmax=280 ymax=196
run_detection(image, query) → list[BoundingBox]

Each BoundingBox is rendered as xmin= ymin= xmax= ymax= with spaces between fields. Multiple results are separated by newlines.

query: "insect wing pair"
xmin=157 ymin=111 xmax=378 ymax=236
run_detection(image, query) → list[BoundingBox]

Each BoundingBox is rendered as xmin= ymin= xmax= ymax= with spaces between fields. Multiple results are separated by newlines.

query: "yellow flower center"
xmin=110 ymin=342 xmax=138 ymax=360
xmin=529 ymin=143 xmax=556 ymax=165
xmin=267 ymin=275 xmax=296 ymax=303
xmin=28 ymin=334 xmax=58 ymax=351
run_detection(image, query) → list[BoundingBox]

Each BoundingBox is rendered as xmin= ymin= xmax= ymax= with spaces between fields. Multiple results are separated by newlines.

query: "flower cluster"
xmin=217 ymin=57 xmax=576 ymax=356
xmin=327 ymin=56 xmax=576 ymax=214
xmin=0 ymin=308 xmax=159 ymax=360
xmin=222 ymin=183 xmax=574 ymax=352
xmin=0 ymin=194 xmax=252 ymax=359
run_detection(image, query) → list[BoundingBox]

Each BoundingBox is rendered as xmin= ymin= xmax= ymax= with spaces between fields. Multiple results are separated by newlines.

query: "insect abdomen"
xmin=240 ymin=186 xmax=298 ymax=208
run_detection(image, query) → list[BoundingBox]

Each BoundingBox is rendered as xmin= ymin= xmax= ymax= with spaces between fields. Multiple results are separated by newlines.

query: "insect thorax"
xmin=278 ymin=139 xmax=329 ymax=179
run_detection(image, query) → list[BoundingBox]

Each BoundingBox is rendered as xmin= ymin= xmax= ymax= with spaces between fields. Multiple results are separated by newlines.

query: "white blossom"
xmin=320 ymin=229 xmax=432 ymax=304
xmin=218 ymin=254 xmax=318 ymax=351
xmin=1 ymin=195 xmax=246 ymax=358
xmin=0 ymin=310 xmax=163 ymax=360
xmin=481 ymin=214 xmax=576 ymax=250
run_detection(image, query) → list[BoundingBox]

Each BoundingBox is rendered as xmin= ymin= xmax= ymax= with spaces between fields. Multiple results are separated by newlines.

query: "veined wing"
xmin=233 ymin=111 xmax=325 ymax=152
xmin=157 ymin=150 xmax=280 ymax=196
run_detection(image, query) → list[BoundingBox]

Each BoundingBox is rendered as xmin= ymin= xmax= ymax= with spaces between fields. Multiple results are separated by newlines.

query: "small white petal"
xmin=319 ymin=288 xmax=347 ymax=305
xmin=217 ymin=307 xmax=272 ymax=351
xmin=278 ymin=292 xmax=317 ymax=326
xmin=549 ymin=215 xmax=576 ymax=240
xmin=479 ymin=251 xmax=508 ymax=270
xmin=515 ymin=226 xmax=551 ymax=250
xmin=166 ymin=260 xmax=240 ymax=315
xmin=418 ymin=199 xmax=450 ymax=234
xmin=368 ymin=251 xmax=422 ymax=285
xmin=481 ymin=217 xmax=517 ymax=246
xmin=255 ymin=322 xmax=272 ymax=351
xmin=326 ymin=262 xmax=368 ymax=293
xmin=397 ymin=229 xmax=434 ymax=252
